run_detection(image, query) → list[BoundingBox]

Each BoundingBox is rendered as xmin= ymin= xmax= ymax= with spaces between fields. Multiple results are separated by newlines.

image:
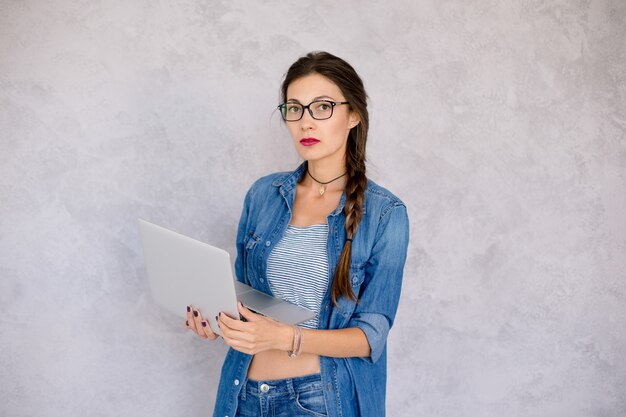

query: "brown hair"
xmin=281 ymin=51 xmax=369 ymax=304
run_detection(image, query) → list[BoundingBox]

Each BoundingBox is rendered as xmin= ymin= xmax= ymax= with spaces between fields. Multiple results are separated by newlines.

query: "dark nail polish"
xmin=202 ymin=321 xmax=207 ymax=327
xmin=193 ymin=310 xmax=198 ymax=317
xmin=185 ymin=320 xmax=189 ymax=326
xmin=187 ymin=306 xmax=191 ymax=312
xmin=215 ymin=315 xmax=218 ymax=322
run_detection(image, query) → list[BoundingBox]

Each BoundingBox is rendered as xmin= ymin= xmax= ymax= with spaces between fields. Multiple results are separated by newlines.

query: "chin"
xmin=294 ymin=148 xmax=322 ymax=160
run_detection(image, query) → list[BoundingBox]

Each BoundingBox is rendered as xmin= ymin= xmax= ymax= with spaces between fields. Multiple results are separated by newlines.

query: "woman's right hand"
xmin=185 ymin=305 xmax=219 ymax=341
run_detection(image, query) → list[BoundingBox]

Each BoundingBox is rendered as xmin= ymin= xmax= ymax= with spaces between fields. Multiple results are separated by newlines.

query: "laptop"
xmin=137 ymin=219 xmax=315 ymax=335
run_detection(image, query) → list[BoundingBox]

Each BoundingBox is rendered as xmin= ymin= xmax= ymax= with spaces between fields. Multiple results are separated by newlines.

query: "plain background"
xmin=1 ymin=1 xmax=625 ymax=416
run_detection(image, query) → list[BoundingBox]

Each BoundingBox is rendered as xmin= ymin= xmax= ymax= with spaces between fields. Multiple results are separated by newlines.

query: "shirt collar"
xmin=272 ymin=162 xmax=366 ymax=217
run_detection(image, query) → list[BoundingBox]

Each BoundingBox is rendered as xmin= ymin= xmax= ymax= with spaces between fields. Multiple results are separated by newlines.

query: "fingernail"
xmin=185 ymin=320 xmax=189 ymax=326
xmin=202 ymin=321 xmax=207 ymax=327
xmin=187 ymin=306 xmax=191 ymax=312
xmin=215 ymin=315 xmax=218 ymax=322
xmin=193 ymin=310 xmax=198 ymax=317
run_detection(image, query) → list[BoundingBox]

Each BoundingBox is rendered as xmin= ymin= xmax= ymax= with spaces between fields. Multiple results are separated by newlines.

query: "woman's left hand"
xmin=217 ymin=302 xmax=293 ymax=355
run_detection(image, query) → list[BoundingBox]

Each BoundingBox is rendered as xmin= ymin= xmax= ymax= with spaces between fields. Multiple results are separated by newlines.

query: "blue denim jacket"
xmin=213 ymin=163 xmax=409 ymax=417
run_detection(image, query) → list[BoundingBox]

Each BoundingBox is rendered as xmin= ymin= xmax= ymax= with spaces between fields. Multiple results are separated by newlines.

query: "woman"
xmin=186 ymin=51 xmax=409 ymax=417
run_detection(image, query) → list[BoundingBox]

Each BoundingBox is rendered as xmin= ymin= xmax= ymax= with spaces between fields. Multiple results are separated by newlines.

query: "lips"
xmin=300 ymin=137 xmax=320 ymax=146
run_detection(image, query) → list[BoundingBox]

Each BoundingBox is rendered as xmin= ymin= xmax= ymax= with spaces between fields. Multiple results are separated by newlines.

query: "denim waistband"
xmin=240 ymin=373 xmax=323 ymax=401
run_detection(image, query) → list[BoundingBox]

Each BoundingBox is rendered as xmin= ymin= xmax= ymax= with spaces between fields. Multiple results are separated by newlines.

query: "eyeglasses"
xmin=278 ymin=100 xmax=351 ymax=122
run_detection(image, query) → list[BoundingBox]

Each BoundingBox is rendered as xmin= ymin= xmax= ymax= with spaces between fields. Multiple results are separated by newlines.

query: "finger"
xmin=237 ymin=302 xmax=262 ymax=322
xmin=193 ymin=307 xmax=208 ymax=338
xmin=195 ymin=309 xmax=219 ymax=340
xmin=218 ymin=323 xmax=252 ymax=352
xmin=187 ymin=305 xmax=199 ymax=333
xmin=218 ymin=313 xmax=250 ymax=340
xmin=217 ymin=312 xmax=236 ymax=333
xmin=200 ymin=320 xmax=218 ymax=340
xmin=200 ymin=316 xmax=218 ymax=340
xmin=219 ymin=308 xmax=256 ymax=331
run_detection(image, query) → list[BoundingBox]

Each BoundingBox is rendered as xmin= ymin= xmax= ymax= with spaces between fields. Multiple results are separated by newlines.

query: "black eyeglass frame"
xmin=277 ymin=100 xmax=351 ymax=122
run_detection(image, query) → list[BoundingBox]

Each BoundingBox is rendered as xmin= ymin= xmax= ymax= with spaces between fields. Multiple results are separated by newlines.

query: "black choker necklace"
xmin=307 ymin=170 xmax=347 ymax=196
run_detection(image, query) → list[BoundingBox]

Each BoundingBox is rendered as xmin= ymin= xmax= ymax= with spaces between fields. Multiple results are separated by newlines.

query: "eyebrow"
xmin=286 ymin=95 xmax=336 ymax=103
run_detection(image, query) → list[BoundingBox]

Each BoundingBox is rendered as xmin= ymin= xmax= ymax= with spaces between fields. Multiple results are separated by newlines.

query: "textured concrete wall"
xmin=1 ymin=1 xmax=625 ymax=416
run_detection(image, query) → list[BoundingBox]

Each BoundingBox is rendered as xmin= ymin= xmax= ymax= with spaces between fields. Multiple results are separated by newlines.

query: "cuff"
xmin=349 ymin=313 xmax=390 ymax=364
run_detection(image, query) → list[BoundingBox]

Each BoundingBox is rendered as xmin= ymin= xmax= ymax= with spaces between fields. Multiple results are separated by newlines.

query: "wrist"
xmin=278 ymin=323 xmax=294 ymax=351
xmin=287 ymin=325 xmax=305 ymax=358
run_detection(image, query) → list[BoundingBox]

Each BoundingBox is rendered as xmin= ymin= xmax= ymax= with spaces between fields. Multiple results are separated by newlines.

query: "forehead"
xmin=286 ymin=73 xmax=345 ymax=102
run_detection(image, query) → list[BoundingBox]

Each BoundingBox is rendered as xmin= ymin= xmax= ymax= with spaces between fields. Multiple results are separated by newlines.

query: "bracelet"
xmin=288 ymin=325 xmax=300 ymax=358
xmin=296 ymin=327 xmax=304 ymax=356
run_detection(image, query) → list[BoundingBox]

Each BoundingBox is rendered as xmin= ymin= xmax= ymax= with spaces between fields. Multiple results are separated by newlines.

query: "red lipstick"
xmin=300 ymin=137 xmax=320 ymax=146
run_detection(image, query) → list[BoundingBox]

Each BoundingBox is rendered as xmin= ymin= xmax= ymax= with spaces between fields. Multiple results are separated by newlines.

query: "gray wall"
xmin=1 ymin=1 xmax=625 ymax=416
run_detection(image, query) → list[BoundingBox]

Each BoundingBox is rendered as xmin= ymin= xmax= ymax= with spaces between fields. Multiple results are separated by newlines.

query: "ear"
xmin=348 ymin=111 xmax=361 ymax=129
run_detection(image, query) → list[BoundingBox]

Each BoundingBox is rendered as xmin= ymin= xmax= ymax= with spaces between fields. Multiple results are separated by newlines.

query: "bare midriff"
xmin=247 ymin=350 xmax=320 ymax=380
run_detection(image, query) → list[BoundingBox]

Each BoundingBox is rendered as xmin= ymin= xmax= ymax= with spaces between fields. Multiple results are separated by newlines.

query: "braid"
xmin=331 ymin=126 xmax=367 ymax=304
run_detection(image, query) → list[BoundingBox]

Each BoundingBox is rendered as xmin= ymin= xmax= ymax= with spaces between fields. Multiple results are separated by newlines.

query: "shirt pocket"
xmin=244 ymin=231 xmax=261 ymax=250
xmin=335 ymin=264 xmax=366 ymax=318
xmin=243 ymin=231 xmax=261 ymax=283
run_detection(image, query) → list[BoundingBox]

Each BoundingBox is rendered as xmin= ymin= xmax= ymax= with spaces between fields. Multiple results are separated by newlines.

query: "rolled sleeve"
xmin=348 ymin=203 xmax=410 ymax=363
xmin=350 ymin=312 xmax=390 ymax=363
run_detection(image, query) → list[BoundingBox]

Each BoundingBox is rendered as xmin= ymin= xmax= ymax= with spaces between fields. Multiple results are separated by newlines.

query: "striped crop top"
xmin=266 ymin=223 xmax=329 ymax=329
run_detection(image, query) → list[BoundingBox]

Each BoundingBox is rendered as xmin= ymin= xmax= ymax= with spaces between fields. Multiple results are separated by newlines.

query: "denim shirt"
xmin=213 ymin=163 xmax=409 ymax=417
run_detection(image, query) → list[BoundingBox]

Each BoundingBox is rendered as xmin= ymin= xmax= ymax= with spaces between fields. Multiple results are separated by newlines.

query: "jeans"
xmin=235 ymin=373 xmax=328 ymax=417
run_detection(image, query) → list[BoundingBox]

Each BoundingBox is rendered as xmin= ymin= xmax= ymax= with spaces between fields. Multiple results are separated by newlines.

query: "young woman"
xmin=186 ymin=51 xmax=409 ymax=417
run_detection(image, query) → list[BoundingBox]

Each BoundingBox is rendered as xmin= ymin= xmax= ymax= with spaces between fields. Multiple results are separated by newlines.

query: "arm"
xmin=218 ymin=303 xmax=371 ymax=357
xmin=347 ymin=203 xmax=410 ymax=362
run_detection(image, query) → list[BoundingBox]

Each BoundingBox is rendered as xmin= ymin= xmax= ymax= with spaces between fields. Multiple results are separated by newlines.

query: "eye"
xmin=287 ymin=104 xmax=302 ymax=113
xmin=314 ymin=102 xmax=331 ymax=111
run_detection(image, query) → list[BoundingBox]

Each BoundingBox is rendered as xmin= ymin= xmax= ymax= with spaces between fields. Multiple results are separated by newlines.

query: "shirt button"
xmin=325 ymin=304 xmax=328 ymax=311
xmin=234 ymin=379 xmax=239 ymax=386
xmin=265 ymin=241 xmax=271 ymax=246
xmin=260 ymin=383 xmax=270 ymax=393
xmin=260 ymin=278 xmax=265 ymax=283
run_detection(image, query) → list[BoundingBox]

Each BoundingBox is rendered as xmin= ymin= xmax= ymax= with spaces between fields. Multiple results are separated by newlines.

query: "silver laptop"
xmin=138 ymin=219 xmax=315 ymax=335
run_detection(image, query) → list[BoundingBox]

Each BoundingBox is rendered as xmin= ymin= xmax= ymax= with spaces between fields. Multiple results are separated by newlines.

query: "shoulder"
xmin=243 ymin=170 xmax=292 ymax=202
xmin=364 ymin=178 xmax=407 ymax=218
xmin=247 ymin=171 xmax=287 ymax=193
xmin=359 ymin=179 xmax=410 ymax=258
xmin=245 ymin=164 xmax=305 ymax=198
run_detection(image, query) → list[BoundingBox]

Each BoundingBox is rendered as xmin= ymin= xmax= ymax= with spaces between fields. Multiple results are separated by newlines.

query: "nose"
xmin=300 ymin=109 xmax=316 ymax=131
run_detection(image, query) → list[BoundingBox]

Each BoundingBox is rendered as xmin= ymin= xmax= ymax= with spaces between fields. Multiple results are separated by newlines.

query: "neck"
xmin=304 ymin=160 xmax=347 ymax=195
xmin=307 ymin=160 xmax=346 ymax=183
